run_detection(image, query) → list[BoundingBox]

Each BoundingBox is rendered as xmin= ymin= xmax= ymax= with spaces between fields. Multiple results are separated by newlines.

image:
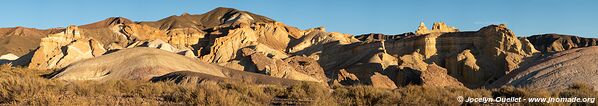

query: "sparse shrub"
xmin=1 ymin=66 xmax=598 ymax=105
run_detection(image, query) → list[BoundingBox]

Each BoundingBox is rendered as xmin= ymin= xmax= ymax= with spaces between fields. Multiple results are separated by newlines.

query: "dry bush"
xmin=333 ymin=85 xmax=400 ymax=105
xmin=1 ymin=66 xmax=598 ymax=105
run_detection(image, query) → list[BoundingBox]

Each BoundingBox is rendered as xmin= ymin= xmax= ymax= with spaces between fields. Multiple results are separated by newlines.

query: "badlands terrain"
xmin=1 ymin=7 xmax=598 ymax=105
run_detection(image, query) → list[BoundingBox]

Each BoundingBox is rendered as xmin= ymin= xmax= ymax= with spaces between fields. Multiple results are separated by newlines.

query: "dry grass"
xmin=1 ymin=64 xmax=597 ymax=105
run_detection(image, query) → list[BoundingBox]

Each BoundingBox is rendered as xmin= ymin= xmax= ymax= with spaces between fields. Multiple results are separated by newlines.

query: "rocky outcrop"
xmin=393 ymin=52 xmax=463 ymax=87
xmin=165 ymin=28 xmax=204 ymax=49
xmin=420 ymin=64 xmax=464 ymax=87
xmin=355 ymin=33 xmax=415 ymax=42
xmin=383 ymin=24 xmax=538 ymax=88
xmin=444 ymin=49 xmax=483 ymax=88
xmin=200 ymin=25 xmax=258 ymax=63
xmin=526 ymin=34 xmax=598 ymax=52
xmin=288 ymin=28 xmax=360 ymax=53
xmin=415 ymin=22 xmax=459 ymax=35
xmin=284 ymin=55 xmax=327 ymax=81
xmin=53 ymin=39 xmax=105 ymax=68
xmin=28 ymin=26 xmax=107 ymax=69
xmin=238 ymin=48 xmax=325 ymax=82
xmin=490 ymin=46 xmax=598 ymax=90
xmin=415 ymin=22 xmax=430 ymax=35
xmin=26 ymin=25 xmax=109 ymax=69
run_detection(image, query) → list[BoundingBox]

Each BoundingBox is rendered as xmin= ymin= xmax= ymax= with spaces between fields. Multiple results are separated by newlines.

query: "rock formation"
xmin=51 ymin=47 xmax=322 ymax=87
xmin=490 ymin=46 xmax=598 ymax=90
xmin=393 ymin=52 xmax=464 ymax=87
xmin=415 ymin=22 xmax=459 ymax=35
xmin=4 ymin=7 xmax=597 ymax=90
xmin=526 ymin=34 xmax=598 ymax=52
xmin=238 ymin=48 xmax=324 ymax=82
xmin=28 ymin=26 xmax=107 ymax=69
xmin=320 ymin=24 xmax=537 ymax=88
xmin=355 ymin=33 xmax=415 ymax=42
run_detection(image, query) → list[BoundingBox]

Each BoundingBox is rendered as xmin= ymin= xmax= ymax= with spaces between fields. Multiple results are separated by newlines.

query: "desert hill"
xmin=525 ymin=33 xmax=598 ymax=52
xmin=138 ymin=7 xmax=275 ymax=30
xmin=50 ymin=47 xmax=307 ymax=86
xmin=0 ymin=7 xmax=597 ymax=91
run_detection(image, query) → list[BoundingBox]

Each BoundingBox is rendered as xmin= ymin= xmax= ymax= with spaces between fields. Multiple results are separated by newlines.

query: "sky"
xmin=0 ymin=0 xmax=596 ymax=37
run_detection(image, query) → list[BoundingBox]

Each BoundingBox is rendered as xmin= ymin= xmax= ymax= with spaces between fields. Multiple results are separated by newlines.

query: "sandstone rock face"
xmin=393 ymin=52 xmax=463 ymax=87
xmin=238 ymin=48 xmax=324 ymax=82
xmin=526 ymin=34 xmax=598 ymax=52
xmin=490 ymin=46 xmax=598 ymax=90
xmin=121 ymin=24 xmax=168 ymax=41
xmin=200 ymin=26 xmax=258 ymax=63
xmin=444 ymin=49 xmax=483 ymax=88
xmin=28 ymin=26 xmax=106 ymax=69
xmin=54 ymin=39 xmax=99 ymax=68
xmin=420 ymin=64 xmax=464 ymax=87
xmin=383 ymin=24 xmax=538 ymax=88
xmin=165 ymin=28 xmax=204 ymax=49
xmin=329 ymin=51 xmax=399 ymax=89
xmin=284 ymin=56 xmax=327 ymax=81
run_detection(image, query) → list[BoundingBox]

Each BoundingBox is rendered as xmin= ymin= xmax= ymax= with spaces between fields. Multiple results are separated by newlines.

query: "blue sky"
xmin=0 ymin=0 xmax=596 ymax=37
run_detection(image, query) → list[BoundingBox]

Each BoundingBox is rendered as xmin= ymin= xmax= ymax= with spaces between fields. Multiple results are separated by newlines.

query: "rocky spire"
xmin=415 ymin=22 xmax=430 ymax=35
xmin=415 ymin=22 xmax=459 ymax=35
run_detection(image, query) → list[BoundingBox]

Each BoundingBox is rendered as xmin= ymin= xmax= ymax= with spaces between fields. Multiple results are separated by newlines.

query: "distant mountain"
xmin=138 ymin=7 xmax=275 ymax=30
xmin=0 ymin=27 xmax=63 ymax=56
